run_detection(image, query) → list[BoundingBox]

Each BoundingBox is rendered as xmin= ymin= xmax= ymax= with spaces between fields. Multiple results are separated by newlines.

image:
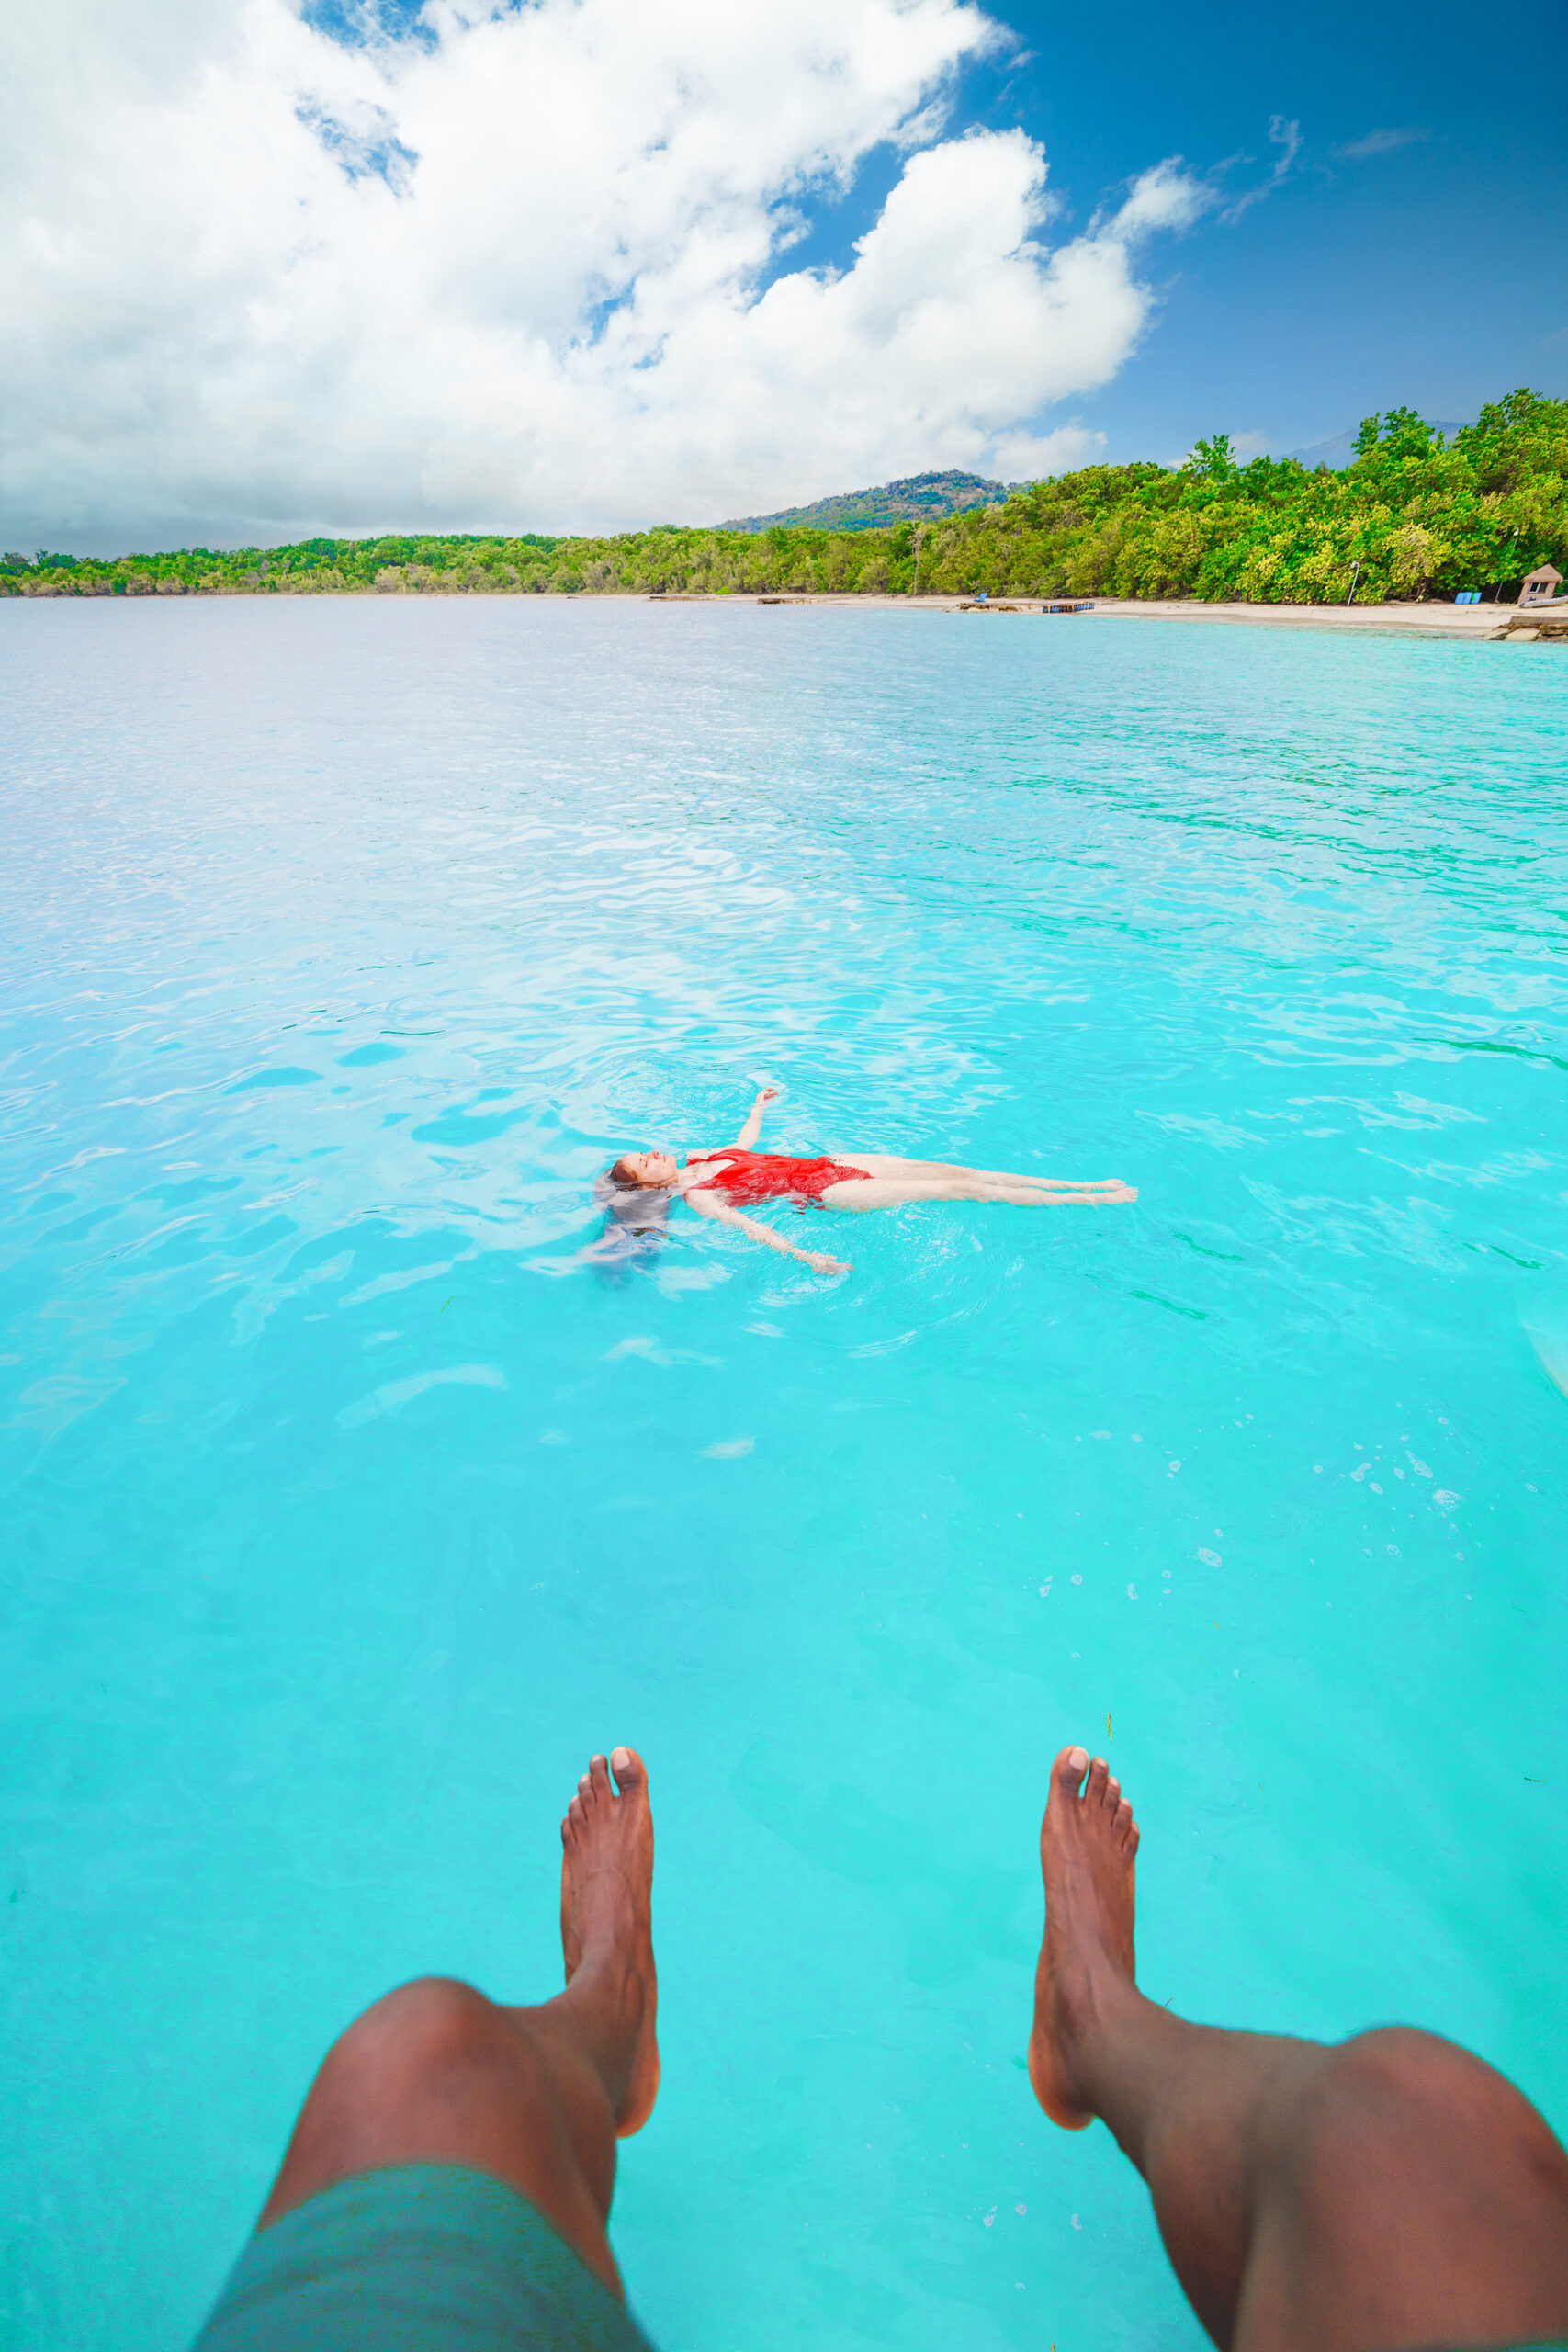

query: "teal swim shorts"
xmin=191 ymin=2164 xmax=658 ymax=2351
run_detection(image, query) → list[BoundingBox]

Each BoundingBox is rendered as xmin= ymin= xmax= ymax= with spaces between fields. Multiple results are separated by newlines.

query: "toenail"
xmin=611 ymin=1747 xmax=633 ymax=1771
xmin=1066 ymin=1747 xmax=1089 ymax=1774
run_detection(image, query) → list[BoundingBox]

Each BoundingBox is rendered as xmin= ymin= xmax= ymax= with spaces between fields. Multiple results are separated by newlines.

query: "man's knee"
xmin=1284 ymin=2026 xmax=1541 ymax=2185
xmin=320 ymin=1976 xmax=516 ymax=2102
xmin=1327 ymin=2026 xmax=1514 ymax=2121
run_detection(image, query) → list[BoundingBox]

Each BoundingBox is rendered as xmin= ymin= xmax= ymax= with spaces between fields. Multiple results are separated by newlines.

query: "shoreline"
xmin=704 ymin=592 xmax=1518 ymax=639
xmin=6 ymin=587 xmax=1530 ymax=639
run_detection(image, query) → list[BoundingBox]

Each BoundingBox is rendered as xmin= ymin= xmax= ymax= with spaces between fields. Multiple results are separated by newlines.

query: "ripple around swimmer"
xmin=2 ymin=595 xmax=1567 ymax=2352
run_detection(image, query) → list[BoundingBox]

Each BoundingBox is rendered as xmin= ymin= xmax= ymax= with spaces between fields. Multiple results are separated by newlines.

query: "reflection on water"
xmin=2 ymin=598 xmax=1567 ymax=2352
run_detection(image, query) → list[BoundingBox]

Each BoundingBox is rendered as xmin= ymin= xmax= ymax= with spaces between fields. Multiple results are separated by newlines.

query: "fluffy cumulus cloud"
xmin=1 ymin=0 xmax=1209 ymax=546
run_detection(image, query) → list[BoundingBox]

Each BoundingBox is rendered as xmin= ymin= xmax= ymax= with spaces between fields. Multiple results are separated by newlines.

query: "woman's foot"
xmin=1028 ymin=1746 xmax=1140 ymax=2130
xmin=558 ymin=1747 xmax=660 ymax=2135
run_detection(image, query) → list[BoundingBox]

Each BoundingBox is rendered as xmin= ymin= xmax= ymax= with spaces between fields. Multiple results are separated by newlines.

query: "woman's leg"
xmin=1031 ymin=1746 xmax=1568 ymax=2352
xmin=837 ymin=1153 xmax=1125 ymax=1192
xmin=822 ymin=1175 xmax=1135 ymax=1209
xmin=254 ymin=1750 xmax=658 ymax=2299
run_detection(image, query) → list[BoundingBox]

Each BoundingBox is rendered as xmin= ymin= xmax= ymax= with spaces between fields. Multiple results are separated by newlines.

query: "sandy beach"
xmin=662 ymin=591 xmax=1521 ymax=638
xmin=1071 ymin=595 xmax=1517 ymax=639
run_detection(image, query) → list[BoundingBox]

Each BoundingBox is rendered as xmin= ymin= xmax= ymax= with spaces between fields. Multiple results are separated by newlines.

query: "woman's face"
xmin=621 ymin=1148 xmax=679 ymax=1188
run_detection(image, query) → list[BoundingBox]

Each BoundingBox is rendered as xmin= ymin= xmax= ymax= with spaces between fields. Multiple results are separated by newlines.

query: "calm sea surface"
xmin=3 ymin=597 xmax=1567 ymax=2351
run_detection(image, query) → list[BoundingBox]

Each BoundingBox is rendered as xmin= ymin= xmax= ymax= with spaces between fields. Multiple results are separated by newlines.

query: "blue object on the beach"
xmin=1455 ymin=591 xmax=1482 ymax=605
xmin=3 ymin=598 xmax=1566 ymax=2352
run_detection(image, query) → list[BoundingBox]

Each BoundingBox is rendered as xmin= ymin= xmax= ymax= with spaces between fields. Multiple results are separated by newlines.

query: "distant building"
xmin=1519 ymin=564 xmax=1562 ymax=605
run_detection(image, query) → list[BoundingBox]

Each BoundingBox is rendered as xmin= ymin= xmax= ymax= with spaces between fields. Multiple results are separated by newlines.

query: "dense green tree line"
xmin=5 ymin=390 xmax=1562 ymax=606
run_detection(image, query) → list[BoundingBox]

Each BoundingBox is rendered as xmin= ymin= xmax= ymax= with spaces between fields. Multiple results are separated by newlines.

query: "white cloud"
xmin=1219 ymin=114 xmax=1301 ymax=224
xmin=1109 ymin=159 xmax=1216 ymax=240
xmin=1335 ymin=125 xmax=1431 ymax=161
xmin=988 ymin=424 xmax=1105 ymax=479
xmin=0 ymin=0 xmax=1210 ymax=547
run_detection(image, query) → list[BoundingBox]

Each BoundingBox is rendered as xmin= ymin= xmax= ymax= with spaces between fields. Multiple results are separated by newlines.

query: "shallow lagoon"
xmin=3 ymin=596 xmax=1566 ymax=2351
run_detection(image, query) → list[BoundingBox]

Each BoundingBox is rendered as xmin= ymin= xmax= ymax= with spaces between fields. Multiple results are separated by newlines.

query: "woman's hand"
xmin=800 ymin=1248 xmax=850 ymax=1275
xmin=736 ymin=1085 xmax=779 ymax=1148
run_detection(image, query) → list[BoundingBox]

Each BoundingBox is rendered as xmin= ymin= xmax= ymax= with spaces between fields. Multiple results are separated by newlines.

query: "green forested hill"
xmin=721 ymin=469 xmax=1011 ymax=532
xmin=6 ymin=391 xmax=1563 ymax=606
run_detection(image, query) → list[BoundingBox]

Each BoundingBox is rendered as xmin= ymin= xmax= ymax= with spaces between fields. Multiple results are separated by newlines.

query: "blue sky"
xmin=3 ymin=0 xmax=1563 ymax=548
xmin=791 ymin=0 xmax=1567 ymax=468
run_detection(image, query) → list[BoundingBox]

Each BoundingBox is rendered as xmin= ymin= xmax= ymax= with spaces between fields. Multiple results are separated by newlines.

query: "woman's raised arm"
xmin=734 ymin=1085 xmax=778 ymax=1148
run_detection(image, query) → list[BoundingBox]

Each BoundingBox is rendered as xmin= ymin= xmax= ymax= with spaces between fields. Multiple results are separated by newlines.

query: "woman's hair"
xmin=592 ymin=1159 xmax=672 ymax=1280
xmin=609 ymin=1153 xmax=650 ymax=1187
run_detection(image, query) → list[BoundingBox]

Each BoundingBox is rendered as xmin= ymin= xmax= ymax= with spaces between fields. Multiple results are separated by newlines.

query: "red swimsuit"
xmin=685 ymin=1148 xmax=864 ymax=1207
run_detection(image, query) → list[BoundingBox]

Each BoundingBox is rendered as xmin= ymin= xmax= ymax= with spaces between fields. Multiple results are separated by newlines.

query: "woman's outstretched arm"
xmin=686 ymin=1187 xmax=847 ymax=1274
xmin=734 ymin=1086 xmax=778 ymax=1148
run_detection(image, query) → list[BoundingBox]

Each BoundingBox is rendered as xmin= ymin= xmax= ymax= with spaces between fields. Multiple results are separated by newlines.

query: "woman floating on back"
xmin=600 ymin=1087 xmax=1135 ymax=1275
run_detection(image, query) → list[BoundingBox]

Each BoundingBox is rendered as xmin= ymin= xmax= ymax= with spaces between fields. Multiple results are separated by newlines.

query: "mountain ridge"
xmin=719 ymin=469 xmax=1016 ymax=533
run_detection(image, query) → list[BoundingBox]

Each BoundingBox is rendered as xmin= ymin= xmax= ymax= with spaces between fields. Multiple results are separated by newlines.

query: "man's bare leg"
xmin=1029 ymin=1746 xmax=1568 ymax=2352
xmin=254 ymin=1747 xmax=657 ymax=2298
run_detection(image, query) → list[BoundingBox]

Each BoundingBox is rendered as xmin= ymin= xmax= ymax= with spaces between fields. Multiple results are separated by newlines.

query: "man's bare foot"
xmin=1028 ymin=1745 xmax=1140 ymax=2130
xmin=559 ymin=1747 xmax=660 ymax=2136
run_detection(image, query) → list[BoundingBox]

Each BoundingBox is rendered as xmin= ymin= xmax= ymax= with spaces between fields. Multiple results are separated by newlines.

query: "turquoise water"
xmin=3 ymin=597 xmax=1567 ymax=2352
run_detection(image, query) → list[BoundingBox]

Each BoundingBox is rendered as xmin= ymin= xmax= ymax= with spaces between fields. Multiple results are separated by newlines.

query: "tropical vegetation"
xmin=5 ymin=390 xmax=1562 ymax=606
